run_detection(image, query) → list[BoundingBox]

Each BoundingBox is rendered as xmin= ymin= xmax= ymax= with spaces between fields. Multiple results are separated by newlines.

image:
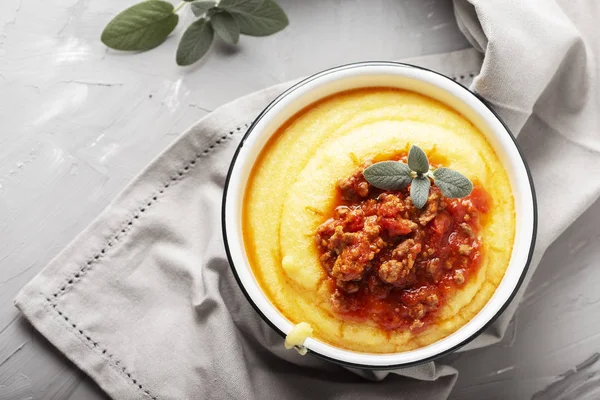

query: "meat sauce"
xmin=315 ymin=155 xmax=491 ymax=332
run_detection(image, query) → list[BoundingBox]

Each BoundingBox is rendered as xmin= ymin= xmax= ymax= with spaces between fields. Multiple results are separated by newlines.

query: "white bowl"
xmin=222 ymin=62 xmax=537 ymax=368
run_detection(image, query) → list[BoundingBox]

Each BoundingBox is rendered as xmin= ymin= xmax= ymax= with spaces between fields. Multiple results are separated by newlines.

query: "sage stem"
xmin=173 ymin=1 xmax=186 ymax=13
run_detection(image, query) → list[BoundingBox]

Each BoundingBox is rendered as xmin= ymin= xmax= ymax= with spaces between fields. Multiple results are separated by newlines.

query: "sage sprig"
xmin=362 ymin=145 xmax=473 ymax=209
xmin=101 ymin=0 xmax=289 ymax=67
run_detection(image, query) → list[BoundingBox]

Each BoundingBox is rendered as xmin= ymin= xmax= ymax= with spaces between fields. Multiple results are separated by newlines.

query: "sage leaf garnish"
xmin=101 ymin=0 xmax=288 ymax=67
xmin=407 ymin=145 xmax=429 ymax=174
xmin=211 ymin=11 xmax=240 ymax=45
xmin=432 ymin=167 xmax=473 ymax=198
xmin=176 ymin=18 xmax=214 ymax=66
xmin=100 ymin=1 xmax=179 ymax=51
xmin=231 ymin=0 xmax=289 ymax=36
xmin=218 ymin=0 xmax=263 ymax=14
xmin=410 ymin=176 xmax=430 ymax=209
xmin=361 ymin=144 xmax=473 ymax=209
xmin=363 ymin=161 xmax=412 ymax=191
xmin=191 ymin=1 xmax=216 ymax=16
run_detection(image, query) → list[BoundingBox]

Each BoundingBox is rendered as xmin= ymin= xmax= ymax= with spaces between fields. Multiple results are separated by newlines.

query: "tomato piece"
xmin=431 ymin=211 xmax=453 ymax=235
xmin=380 ymin=217 xmax=414 ymax=236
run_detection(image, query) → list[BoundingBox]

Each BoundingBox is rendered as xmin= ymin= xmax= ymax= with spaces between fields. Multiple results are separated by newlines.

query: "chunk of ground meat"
xmin=378 ymin=260 xmax=409 ymax=284
xmin=408 ymin=303 xmax=425 ymax=319
xmin=317 ymin=205 xmax=385 ymax=285
xmin=335 ymin=206 xmax=365 ymax=232
xmin=409 ymin=319 xmax=424 ymax=331
xmin=425 ymin=293 xmax=439 ymax=307
xmin=418 ymin=191 xmax=442 ymax=226
xmin=392 ymin=238 xmax=421 ymax=259
xmin=378 ymin=239 xmax=422 ymax=284
xmin=330 ymin=289 xmax=364 ymax=313
xmin=458 ymin=244 xmax=473 ymax=256
xmin=331 ymin=239 xmax=370 ymax=281
xmin=338 ymin=170 xmax=370 ymax=201
xmin=378 ymin=193 xmax=405 ymax=217
xmin=403 ymin=288 xmax=441 ymax=327
xmin=453 ymin=269 xmax=465 ymax=284
xmin=336 ymin=280 xmax=360 ymax=293
xmin=326 ymin=226 xmax=345 ymax=254
xmin=315 ymin=218 xmax=336 ymax=247
xmin=425 ymin=257 xmax=441 ymax=280
xmin=329 ymin=216 xmax=384 ymax=283
xmin=460 ymin=222 xmax=475 ymax=238
xmin=362 ymin=215 xmax=381 ymax=241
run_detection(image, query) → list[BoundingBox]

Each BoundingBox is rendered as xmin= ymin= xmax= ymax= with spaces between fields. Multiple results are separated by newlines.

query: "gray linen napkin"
xmin=14 ymin=50 xmax=479 ymax=400
xmin=15 ymin=0 xmax=600 ymax=398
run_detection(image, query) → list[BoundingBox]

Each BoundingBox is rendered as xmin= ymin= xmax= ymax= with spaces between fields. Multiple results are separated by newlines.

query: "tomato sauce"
xmin=315 ymin=157 xmax=490 ymax=332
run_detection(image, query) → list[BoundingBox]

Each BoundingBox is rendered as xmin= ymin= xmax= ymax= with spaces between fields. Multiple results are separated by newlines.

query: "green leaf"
xmin=191 ymin=0 xmax=216 ymax=16
xmin=407 ymin=145 xmax=429 ymax=174
xmin=433 ymin=167 xmax=473 ymax=198
xmin=218 ymin=0 xmax=263 ymax=13
xmin=176 ymin=18 xmax=214 ymax=66
xmin=211 ymin=11 xmax=240 ymax=45
xmin=231 ymin=0 xmax=288 ymax=36
xmin=101 ymin=1 xmax=178 ymax=51
xmin=363 ymin=161 xmax=412 ymax=191
xmin=410 ymin=176 xmax=430 ymax=209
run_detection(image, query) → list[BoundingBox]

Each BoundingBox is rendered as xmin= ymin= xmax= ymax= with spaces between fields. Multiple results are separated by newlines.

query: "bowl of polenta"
xmin=222 ymin=62 xmax=536 ymax=368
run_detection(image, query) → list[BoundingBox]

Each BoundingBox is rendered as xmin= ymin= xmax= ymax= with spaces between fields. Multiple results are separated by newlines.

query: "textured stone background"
xmin=1 ymin=0 xmax=599 ymax=399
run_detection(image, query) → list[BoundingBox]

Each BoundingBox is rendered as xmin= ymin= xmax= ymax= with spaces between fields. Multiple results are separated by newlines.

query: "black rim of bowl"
xmin=221 ymin=61 xmax=538 ymax=370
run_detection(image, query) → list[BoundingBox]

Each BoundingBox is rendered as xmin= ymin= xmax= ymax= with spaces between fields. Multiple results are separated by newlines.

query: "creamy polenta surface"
xmin=243 ymin=88 xmax=515 ymax=353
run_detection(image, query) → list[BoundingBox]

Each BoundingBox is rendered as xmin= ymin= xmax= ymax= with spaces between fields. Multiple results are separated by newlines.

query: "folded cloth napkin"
xmin=15 ymin=1 xmax=600 ymax=399
xmin=452 ymin=0 xmax=600 ymax=351
xmin=13 ymin=49 xmax=478 ymax=400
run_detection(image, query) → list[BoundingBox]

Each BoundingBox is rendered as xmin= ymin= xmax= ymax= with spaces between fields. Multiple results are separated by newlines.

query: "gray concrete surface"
xmin=1 ymin=0 xmax=599 ymax=399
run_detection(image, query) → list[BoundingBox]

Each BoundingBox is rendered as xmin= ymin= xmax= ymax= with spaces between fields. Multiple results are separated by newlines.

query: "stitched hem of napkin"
xmin=15 ymin=124 xmax=248 ymax=400
xmin=50 ymin=123 xmax=249 ymax=302
xmin=16 ymin=287 xmax=146 ymax=399
xmin=44 ymin=296 xmax=158 ymax=399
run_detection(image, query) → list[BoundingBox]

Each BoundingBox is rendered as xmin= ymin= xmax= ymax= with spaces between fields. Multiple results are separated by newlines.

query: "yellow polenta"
xmin=243 ymin=88 xmax=515 ymax=353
